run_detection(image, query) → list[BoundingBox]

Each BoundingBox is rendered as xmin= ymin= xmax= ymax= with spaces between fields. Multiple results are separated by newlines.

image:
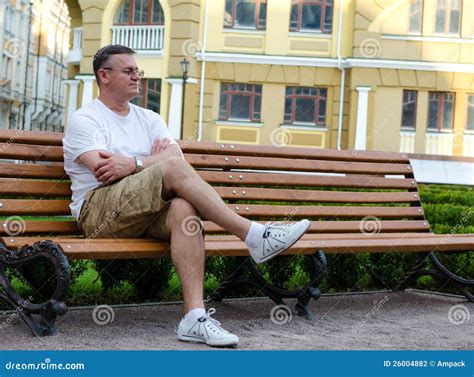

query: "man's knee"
xmin=160 ymin=156 xmax=192 ymax=182
xmin=168 ymin=198 xmax=198 ymax=225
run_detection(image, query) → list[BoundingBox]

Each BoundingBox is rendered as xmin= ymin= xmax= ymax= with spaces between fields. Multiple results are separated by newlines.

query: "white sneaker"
xmin=177 ymin=308 xmax=239 ymax=347
xmin=248 ymin=219 xmax=311 ymax=264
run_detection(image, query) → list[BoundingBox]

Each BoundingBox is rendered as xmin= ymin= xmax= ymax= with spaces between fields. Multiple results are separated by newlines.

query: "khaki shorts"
xmin=78 ymin=162 xmax=172 ymax=240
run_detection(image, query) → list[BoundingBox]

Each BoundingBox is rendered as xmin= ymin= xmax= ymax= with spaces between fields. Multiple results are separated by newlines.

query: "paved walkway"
xmin=0 ymin=290 xmax=472 ymax=350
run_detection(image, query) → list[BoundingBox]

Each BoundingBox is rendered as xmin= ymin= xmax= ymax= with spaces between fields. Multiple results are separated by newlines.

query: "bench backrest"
xmin=0 ymin=129 xmax=431 ymax=238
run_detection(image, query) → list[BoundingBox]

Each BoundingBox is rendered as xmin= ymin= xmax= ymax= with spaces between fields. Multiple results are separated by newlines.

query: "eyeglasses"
xmin=102 ymin=67 xmax=144 ymax=79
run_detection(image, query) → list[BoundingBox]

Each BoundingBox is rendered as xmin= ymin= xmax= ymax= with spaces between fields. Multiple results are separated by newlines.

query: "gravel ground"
xmin=0 ymin=290 xmax=472 ymax=350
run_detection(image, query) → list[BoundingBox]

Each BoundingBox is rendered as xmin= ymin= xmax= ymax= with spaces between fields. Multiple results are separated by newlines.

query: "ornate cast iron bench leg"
xmin=0 ymin=240 xmax=70 ymax=336
xmin=395 ymin=251 xmax=473 ymax=302
xmin=210 ymin=250 xmax=327 ymax=320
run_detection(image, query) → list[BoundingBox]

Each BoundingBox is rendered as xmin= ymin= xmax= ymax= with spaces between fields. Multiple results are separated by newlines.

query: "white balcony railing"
xmin=462 ymin=133 xmax=474 ymax=157
xmin=111 ymin=25 xmax=164 ymax=51
xmin=399 ymin=130 xmax=416 ymax=153
xmin=67 ymin=27 xmax=82 ymax=65
xmin=425 ymin=132 xmax=454 ymax=156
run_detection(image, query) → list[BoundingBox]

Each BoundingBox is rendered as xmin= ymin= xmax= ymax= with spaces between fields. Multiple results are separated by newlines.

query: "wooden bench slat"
xmin=214 ymin=187 xmax=420 ymax=203
xmin=0 ymin=163 xmax=66 ymax=179
xmin=0 ymin=199 xmax=71 ymax=215
xmin=186 ymin=154 xmax=412 ymax=175
xmin=0 ymin=200 xmax=423 ymax=218
xmin=197 ymin=171 xmax=417 ymax=189
xmin=0 ymin=129 xmax=63 ymax=145
xmin=3 ymin=234 xmax=472 ymax=260
xmin=0 ymin=178 xmax=71 ymax=197
xmin=203 ymin=220 xmax=431 ymax=234
xmin=229 ymin=205 xmax=425 ymax=218
xmin=179 ymin=140 xmax=410 ymax=163
xmin=0 ymin=219 xmax=430 ymax=236
xmin=0 ymin=143 xmax=63 ymax=162
xmin=0 ymin=180 xmax=417 ymax=203
xmin=0 ymin=220 xmax=79 ymax=236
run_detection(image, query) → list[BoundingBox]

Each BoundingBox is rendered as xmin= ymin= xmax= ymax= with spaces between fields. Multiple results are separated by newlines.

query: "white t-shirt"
xmin=63 ymin=98 xmax=177 ymax=219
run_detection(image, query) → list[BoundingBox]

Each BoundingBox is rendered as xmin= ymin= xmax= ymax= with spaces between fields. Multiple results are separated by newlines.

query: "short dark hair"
xmin=92 ymin=45 xmax=136 ymax=85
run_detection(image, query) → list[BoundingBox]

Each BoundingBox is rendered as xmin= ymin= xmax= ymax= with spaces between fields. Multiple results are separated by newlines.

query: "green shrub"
xmin=94 ymin=258 xmax=173 ymax=302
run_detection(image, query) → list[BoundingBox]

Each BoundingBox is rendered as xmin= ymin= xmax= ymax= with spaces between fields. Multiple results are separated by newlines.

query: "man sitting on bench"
xmin=63 ymin=44 xmax=310 ymax=348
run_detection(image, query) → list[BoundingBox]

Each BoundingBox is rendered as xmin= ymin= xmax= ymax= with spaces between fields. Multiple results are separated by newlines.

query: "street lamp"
xmin=180 ymin=58 xmax=190 ymax=139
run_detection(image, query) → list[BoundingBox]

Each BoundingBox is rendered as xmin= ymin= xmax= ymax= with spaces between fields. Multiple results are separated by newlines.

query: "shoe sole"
xmin=256 ymin=220 xmax=311 ymax=264
xmin=178 ymin=335 xmax=239 ymax=347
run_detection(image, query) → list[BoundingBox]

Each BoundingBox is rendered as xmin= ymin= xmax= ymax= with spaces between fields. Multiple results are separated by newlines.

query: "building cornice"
xmin=346 ymin=58 xmax=474 ymax=73
xmin=196 ymin=52 xmax=474 ymax=73
xmin=196 ymin=52 xmax=339 ymax=68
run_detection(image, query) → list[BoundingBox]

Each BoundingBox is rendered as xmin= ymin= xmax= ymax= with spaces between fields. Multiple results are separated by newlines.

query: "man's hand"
xmin=94 ymin=151 xmax=135 ymax=185
xmin=151 ymin=138 xmax=172 ymax=155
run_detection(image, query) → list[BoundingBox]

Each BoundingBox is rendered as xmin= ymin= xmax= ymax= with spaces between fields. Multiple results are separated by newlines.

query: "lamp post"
xmin=180 ymin=58 xmax=190 ymax=139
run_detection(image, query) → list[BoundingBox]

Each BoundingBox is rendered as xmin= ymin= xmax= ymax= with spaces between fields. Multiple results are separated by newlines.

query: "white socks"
xmin=184 ymin=307 xmax=206 ymax=322
xmin=244 ymin=222 xmax=266 ymax=249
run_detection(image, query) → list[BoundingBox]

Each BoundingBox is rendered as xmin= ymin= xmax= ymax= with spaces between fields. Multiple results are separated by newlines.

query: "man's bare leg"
xmin=165 ymin=198 xmax=205 ymax=314
xmin=160 ymin=157 xmax=251 ymax=241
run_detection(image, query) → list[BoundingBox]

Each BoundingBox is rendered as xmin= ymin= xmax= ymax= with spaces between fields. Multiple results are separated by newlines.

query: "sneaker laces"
xmin=202 ymin=308 xmax=230 ymax=333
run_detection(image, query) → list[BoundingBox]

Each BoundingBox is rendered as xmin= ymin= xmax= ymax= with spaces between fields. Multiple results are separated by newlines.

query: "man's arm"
xmin=78 ymin=139 xmax=183 ymax=185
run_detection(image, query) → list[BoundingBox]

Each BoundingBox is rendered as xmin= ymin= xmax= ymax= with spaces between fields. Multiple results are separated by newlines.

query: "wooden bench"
xmin=0 ymin=129 xmax=472 ymax=336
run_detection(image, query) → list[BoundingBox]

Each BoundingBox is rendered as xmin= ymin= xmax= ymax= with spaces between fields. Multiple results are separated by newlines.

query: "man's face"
xmin=99 ymin=54 xmax=141 ymax=100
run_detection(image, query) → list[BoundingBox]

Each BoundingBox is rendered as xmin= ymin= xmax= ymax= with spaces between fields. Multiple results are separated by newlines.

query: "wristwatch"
xmin=134 ymin=157 xmax=144 ymax=173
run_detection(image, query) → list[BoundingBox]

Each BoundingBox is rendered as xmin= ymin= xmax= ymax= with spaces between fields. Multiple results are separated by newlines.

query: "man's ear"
xmin=97 ymin=69 xmax=108 ymax=85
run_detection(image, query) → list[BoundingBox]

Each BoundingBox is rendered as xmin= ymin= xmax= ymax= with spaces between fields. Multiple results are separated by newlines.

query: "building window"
xmin=467 ymin=95 xmax=474 ymax=131
xmin=427 ymin=92 xmax=455 ymax=131
xmin=284 ymin=87 xmax=327 ymax=126
xmin=131 ymin=79 xmax=161 ymax=113
xmin=401 ymin=90 xmax=417 ymax=129
xmin=115 ymin=0 xmax=164 ymax=25
xmin=224 ymin=0 xmax=267 ymax=30
xmin=289 ymin=0 xmax=333 ymax=33
xmin=219 ymin=83 xmax=262 ymax=122
xmin=409 ymin=0 xmax=423 ymax=33
xmin=435 ymin=0 xmax=461 ymax=34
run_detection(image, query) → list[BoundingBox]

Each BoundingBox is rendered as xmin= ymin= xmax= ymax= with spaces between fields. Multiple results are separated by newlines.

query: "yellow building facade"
xmin=64 ymin=0 xmax=474 ymax=156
